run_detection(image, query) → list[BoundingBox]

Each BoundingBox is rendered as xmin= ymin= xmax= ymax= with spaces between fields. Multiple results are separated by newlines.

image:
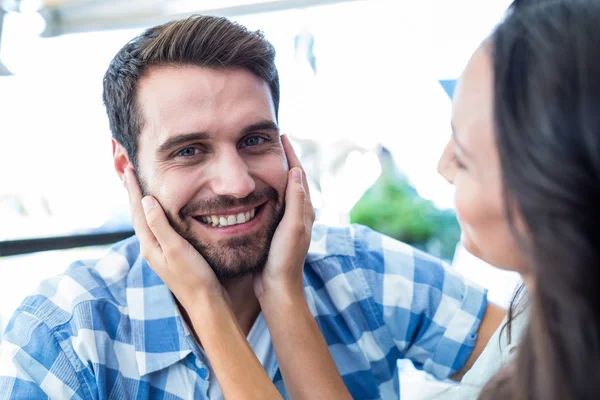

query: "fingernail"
xmin=141 ymin=197 xmax=156 ymax=213
xmin=291 ymin=168 xmax=302 ymax=182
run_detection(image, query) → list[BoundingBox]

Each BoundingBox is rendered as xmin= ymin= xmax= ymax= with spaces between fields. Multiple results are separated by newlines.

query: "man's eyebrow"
xmin=241 ymin=120 xmax=279 ymax=135
xmin=451 ymin=122 xmax=473 ymax=159
xmin=157 ymin=132 xmax=211 ymax=155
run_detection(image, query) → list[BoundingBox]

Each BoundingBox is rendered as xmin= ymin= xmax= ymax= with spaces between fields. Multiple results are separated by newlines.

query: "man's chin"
xmin=203 ymin=243 xmax=268 ymax=280
xmin=182 ymin=229 xmax=272 ymax=280
xmin=168 ymin=197 xmax=285 ymax=280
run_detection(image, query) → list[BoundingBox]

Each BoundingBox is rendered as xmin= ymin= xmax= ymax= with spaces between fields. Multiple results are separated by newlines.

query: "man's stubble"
xmin=136 ymin=169 xmax=285 ymax=280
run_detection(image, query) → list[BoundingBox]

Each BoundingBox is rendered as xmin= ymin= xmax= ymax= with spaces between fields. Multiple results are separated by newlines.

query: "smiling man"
xmin=0 ymin=15 xmax=504 ymax=400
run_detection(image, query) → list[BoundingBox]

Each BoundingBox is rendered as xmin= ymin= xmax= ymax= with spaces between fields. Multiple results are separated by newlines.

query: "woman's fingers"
xmin=281 ymin=135 xmax=315 ymax=226
xmin=141 ymin=196 xmax=187 ymax=261
xmin=282 ymin=135 xmax=312 ymax=198
xmin=279 ymin=168 xmax=307 ymax=236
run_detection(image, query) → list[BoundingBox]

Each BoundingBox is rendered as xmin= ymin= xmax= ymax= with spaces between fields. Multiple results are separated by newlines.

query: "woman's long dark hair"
xmin=479 ymin=1 xmax=600 ymax=399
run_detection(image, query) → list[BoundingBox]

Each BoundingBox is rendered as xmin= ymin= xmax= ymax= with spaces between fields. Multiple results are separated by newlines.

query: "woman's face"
xmin=438 ymin=46 xmax=527 ymax=273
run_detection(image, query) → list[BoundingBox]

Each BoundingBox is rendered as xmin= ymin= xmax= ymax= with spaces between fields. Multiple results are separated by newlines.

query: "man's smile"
xmin=192 ymin=202 xmax=269 ymax=234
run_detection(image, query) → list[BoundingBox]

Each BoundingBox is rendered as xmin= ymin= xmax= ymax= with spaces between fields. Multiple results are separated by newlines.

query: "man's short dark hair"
xmin=102 ymin=15 xmax=279 ymax=169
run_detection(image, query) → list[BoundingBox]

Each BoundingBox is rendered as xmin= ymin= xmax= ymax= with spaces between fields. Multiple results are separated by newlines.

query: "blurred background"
xmin=0 ymin=0 xmax=519 ymax=342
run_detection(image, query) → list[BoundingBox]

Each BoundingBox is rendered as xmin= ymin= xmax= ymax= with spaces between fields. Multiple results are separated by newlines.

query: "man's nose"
xmin=210 ymin=148 xmax=256 ymax=198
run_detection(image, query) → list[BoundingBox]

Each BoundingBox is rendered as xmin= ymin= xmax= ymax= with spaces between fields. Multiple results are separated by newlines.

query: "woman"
xmin=438 ymin=0 xmax=600 ymax=398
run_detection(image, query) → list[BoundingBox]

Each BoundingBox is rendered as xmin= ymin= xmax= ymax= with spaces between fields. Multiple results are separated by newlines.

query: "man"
xmin=0 ymin=15 xmax=503 ymax=399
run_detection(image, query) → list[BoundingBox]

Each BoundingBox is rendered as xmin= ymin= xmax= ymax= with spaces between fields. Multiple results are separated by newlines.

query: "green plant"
xmin=350 ymin=170 xmax=460 ymax=260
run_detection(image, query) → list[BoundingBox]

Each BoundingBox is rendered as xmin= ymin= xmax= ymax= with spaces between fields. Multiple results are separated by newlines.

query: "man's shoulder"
xmin=14 ymin=236 xmax=141 ymax=331
xmin=307 ymin=222 xmax=441 ymax=270
xmin=303 ymin=223 xmax=455 ymax=305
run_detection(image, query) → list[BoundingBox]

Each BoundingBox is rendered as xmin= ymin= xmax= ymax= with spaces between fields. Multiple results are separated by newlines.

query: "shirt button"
xmin=199 ymin=368 xmax=209 ymax=380
xmin=195 ymin=359 xmax=203 ymax=369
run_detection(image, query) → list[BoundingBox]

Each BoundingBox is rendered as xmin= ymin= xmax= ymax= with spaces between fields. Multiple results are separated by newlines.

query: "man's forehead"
xmin=137 ymin=66 xmax=259 ymax=110
xmin=136 ymin=65 xmax=277 ymax=145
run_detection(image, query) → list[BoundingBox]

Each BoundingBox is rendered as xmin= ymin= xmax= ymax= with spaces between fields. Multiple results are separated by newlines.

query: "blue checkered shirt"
xmin=0 ymin=224 xmax=486 ymax=399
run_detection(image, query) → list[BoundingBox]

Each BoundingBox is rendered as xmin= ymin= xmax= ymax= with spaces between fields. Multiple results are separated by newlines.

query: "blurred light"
xmin=4 ymin=10 xmax=46 ymax=36
xmin=0 ymin=0 xmax=20 ymax=12
xmin=337 ymin=150 xmax=381 ymax=213
xmin=1 ymin=11 xmax=46 ymax=74
xmin=19 ymin=0 xmax=45 ymax=13
xmin=166 ymin=0 xmax=283 ymax=15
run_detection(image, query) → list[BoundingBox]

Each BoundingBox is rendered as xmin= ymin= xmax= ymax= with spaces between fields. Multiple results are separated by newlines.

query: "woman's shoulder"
xmin=460 ymin=310 xmax=528 ymax=392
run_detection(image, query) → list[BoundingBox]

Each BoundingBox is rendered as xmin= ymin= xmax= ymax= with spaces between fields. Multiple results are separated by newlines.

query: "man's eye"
xmin=242 ymin=136 xmax=266 ymax=148
xmin=176 ymin=147 xmax=199 ymax=157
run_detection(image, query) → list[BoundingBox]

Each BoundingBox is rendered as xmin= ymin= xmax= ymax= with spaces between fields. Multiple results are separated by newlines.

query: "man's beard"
xmin=138 ymin=173 xmax=284 ymax=280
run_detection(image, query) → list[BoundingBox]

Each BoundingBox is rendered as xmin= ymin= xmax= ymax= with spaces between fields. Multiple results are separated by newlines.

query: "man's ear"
xmin=112 ymin=139 xmax=131 ymax=182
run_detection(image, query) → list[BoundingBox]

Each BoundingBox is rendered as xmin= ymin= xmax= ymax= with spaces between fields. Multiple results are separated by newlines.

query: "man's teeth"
xmin=200 ymin=208 xmax=256 ymax=227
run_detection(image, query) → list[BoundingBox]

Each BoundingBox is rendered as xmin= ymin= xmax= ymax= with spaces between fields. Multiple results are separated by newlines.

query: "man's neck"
xmin=178 ymin=275 xmax=260 ymax=345
xmin=221 ymin=275 xmax=261 ymax=336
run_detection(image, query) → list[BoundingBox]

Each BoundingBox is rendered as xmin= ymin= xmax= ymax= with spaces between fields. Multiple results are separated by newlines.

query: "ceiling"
xmin=1 ymin=0 xmax=364 ymax=37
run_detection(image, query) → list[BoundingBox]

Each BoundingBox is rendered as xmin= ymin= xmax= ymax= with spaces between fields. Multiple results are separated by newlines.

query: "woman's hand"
xmin=253 ymin=134 xmax=315 ymax=299
xmin=123 ymin=167 xmax=224 ymax=308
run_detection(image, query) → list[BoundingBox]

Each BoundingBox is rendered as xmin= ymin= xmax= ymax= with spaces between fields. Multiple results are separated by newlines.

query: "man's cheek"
xmin=153 ymin=189 xmax=186 ymax=222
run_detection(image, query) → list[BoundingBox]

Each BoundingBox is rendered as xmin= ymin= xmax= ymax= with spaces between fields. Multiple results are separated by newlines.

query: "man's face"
xmin=134 ymin=66 xmax=288 ymax=279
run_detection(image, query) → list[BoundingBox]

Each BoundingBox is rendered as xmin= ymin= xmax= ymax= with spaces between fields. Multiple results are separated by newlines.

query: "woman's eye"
xmin=242 ymin=136 xmax=266 ymax=147
xmin=176 ymin=147 xmax=199 ymax=157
